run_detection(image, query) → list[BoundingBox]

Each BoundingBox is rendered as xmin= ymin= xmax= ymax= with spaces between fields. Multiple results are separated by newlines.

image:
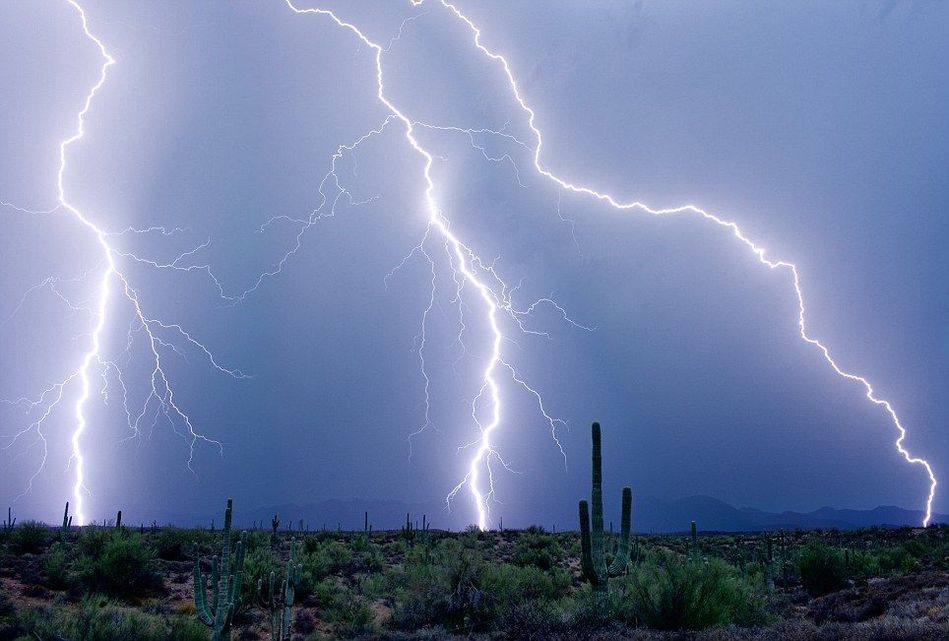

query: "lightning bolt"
xmin=7 ymin=1 xmax=932 ymax=529
xmin=417 ymin=0 xmax=937 ymax=526
xmin=284 ymin=1 xmax=592 ymax=530
xmin=1 ymin=1 xmax=243 ymax=525
xmin=285 ymin=0 xmax=937 ymax=527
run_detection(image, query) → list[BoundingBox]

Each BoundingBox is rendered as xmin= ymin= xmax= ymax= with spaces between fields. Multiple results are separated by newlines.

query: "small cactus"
xmin=3 ymin=507 xmax=14 ymax=530
xmin=260 ymin=539 xmax=301 ymax=640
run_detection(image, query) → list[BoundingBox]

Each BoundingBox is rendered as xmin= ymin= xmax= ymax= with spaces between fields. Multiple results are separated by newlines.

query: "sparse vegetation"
xmin=0 ymin=487 xmax=946 ymax=640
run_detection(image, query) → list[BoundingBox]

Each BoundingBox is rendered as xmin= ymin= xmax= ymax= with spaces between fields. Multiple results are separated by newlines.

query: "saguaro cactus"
xmin=193 ymin=498 xmax=247 ymax=640
xmin=3 ymin=507 xmax=14 ymax=530
xmin=271 ymin=514 xmax=280 ymax=546
xmin=60 ymin=502 xmax=71 ymax=540
xmin=578 ymin=422 xmax=632 ymax=607
xmin=261 ymin=539 xmax=301 ymax=641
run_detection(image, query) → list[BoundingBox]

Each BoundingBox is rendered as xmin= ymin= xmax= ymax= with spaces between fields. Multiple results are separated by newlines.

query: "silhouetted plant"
xmin=797 ymin=540 xmax=847 ymax=597
xmin=192 ymin=498 xmax=247 ymax=640
xmin=578 ymin=422 xmax=632 ymax=609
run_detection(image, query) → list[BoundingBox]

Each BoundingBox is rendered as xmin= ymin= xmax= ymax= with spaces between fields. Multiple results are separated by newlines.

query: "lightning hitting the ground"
xmin=285 ymin=0 xmax=937 ymax=527
xmin=0 ymin=1 xmax=243 ymax=525
xmin=5 ymin=1 xmax=937 ymax=529
xmin=285 ymin=0 xmax=593 ymax=531
xmin=420 ymin=0 xmax=937 ymax=526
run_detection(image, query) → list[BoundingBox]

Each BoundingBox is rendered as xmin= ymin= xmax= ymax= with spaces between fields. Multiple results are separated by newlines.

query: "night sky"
xmin=1 ymin=0 xmax=947 ymax=529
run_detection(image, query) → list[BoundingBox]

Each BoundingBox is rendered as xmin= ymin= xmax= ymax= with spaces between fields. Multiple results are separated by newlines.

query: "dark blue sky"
xmin=1 ymin=0 xmax=947 ymax=528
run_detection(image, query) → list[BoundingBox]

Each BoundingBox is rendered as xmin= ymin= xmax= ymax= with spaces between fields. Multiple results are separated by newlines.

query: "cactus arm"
xmin=231 ymin=532 xmax=246 ymax=608
xmin=281 ymin=576 xmax=292 ymax=637
xmin=210 ymin=555 xmax=221 ymax=615
xmin=608 ymin=486 xmax=632 ymax=577
xmin=579 ymin=498 xmax=597 ymax=583
xmin=193 ymin=550 xmax=213 ymax=625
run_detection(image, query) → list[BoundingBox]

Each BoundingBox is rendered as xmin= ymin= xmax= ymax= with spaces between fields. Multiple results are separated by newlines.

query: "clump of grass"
xmin=14 ymin=596 xmax=209 ymax=641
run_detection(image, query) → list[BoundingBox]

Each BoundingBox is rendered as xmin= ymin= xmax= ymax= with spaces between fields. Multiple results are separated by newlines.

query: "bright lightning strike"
xmin=1 ymin=1 xmax=243 ymax=525
xmin=421 ymin=0 xmax=937 ymax=526
xmin=285 ymin=1 xmax=591 ymax=531
xmin=286 ymin=0 xmax=937 ymax=528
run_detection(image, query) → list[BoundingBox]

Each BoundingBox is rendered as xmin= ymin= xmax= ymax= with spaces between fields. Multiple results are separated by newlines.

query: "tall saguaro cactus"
xmin=578 ymin=422 xmax=632 ymax=607
xmin=193 ymin=498 xmax=247 ymax=640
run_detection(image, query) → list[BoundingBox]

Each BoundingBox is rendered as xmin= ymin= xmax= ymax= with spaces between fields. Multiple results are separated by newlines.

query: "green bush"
xmin=392 ymin=539 xmax=484 ymax=632
xmin=242 ymin=545 xmax=280 ymax=605
xmin=14 ymin=597 xmax=209 ymax=641
xmin=618 ymin=551 xmax=768 ymax=630
xmin=78 ymin=525 xmax=113 ymax=559
xmin=297 ymin=540 xmax=353 ymax=597
xmin=846 ymin=549 xmax=882 ymax=577
xmin=11 ymin=521 xmax=47 ymax=554
xmin=877 ymin=545 xmax=921 ymax=573
xmin=511 ymin=529 xmax=562 ymax=570
xmin=75 ymin=533 xmax=161 ymax=598
xmin=43 ymin=542 xmax=70 ymax=589
xmin=353 ymin=542 xmax=385 ymax=573
xmin=306 ymin=580 xmax=375 ymax=638
xmin=481 ymin=563 xmax=571 ymax=607
xmin=798 ymin=541 xmax=848 ymax=597
xmin=150 ymin=527 xmax=193 ymax=561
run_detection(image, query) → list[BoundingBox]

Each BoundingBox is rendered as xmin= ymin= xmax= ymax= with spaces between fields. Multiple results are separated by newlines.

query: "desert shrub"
xmin=389 ymin=539 xmax=568 ymax=633
xmin=350 ymin=533 xmax=372 ymax=553
xmin=798 ymin=541 xmax=847 ymax=597
xmin=482 ymin=563 xmax=571 ymax=606
xmin=297 ymin=540 xmax=353 ymax=597
xmin=617 ymin=551 xmax=768 ymax=630
xmin=512 ymin=529 xmax=562 ymax=570
xmin=876 ymin=545 xmax=921 ymax=573
xmin=243 ymin=529 xmax=270 ymax=552
xmin=77 ymin=525 xmax=113 ymax=558
xmin=13 ymin=597 xmax=209 ymax=641
xmin=307 ymin=580 xmax=374 ymax=638
xmin=502 ymin=599 xmax=570 ymax=641
xmin=75 ymin=533 xmax=161 ymax=598
xmin=11 ymin=521 xmax=47 ymax=554
xmin=242 ymin=546 xmax=280 ymax=604
xmin=845 ymin=549 xmax=881 ymax=577
xmin=151 ymin=527 xmax=192 ymax=561
xmin=352 ymin=542 xmax=385 ymax=574
xmin=43 ymin=542 xmax=70 ymax=589
xmin=461 ymin=525 xmax=481 ymax=549
xmin=392 ymin=540 xmax=484 ymax=632
xmin=303 ymin=529 xmax=340 ymax=548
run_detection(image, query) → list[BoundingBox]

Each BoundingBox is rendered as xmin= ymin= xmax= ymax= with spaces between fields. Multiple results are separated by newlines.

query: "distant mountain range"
xmin=145 ymin=495 xmax=945 ymax=533
xmin=630 ymin=495 xmax=945 ymax=532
